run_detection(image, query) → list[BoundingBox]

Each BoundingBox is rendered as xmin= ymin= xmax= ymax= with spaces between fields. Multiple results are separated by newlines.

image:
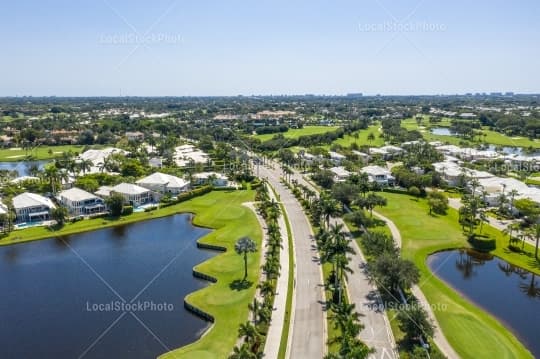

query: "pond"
xmin=0 ymin=160 xmax=48 ymax=176
xmin=0 ymin=214 xmax=214 ymax=359
xmin=428 ymin=249 xmax=540 ymax=357
xmin=431 ymin=127 xmax=455 ymax=136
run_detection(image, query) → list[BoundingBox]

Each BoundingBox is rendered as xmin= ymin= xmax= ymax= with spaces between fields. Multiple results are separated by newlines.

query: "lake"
xmin=0 ymin=214 xmax=214 ymax=359
xmin=431 ymin=127 xmax=455 ymax=136
xmin=0 ymin=160 xmax=48 ymax=176
xmin=428 ymin=249 xmax=540 ymax=357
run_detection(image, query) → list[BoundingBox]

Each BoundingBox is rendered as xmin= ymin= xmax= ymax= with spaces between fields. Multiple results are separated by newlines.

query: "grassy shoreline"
xmin=376 ymin=192 xmax=535 ymax=359
xmin=160 ymin=190 xmax=263 ymax=358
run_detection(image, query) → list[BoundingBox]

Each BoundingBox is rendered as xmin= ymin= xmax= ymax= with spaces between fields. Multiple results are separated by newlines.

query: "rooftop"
xmin=13 ymin=192 xmax=56 ymax=210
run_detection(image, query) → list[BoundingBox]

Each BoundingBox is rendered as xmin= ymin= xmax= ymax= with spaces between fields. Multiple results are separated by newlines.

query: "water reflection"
xmin=429 ymin=249 xmax=540 ymax=357
xmin=0 ymin=214 xmax=213 ymax=359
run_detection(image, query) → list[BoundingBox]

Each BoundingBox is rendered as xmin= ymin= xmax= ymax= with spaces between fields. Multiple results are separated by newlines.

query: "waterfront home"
xmin=360 ymin=165 xmax=394 ymax=186
xmin=58 ymin=187 xmax=106 ymax=216
xmin=13 ymin=192 xmax=56 ymax=223
xmin=96 ymin=183 xmax=152 ymax=207
xmin=193 ymin=172 xmax=229 ymax=187
xmin=136 ymin=172 xmax=190 ymax=195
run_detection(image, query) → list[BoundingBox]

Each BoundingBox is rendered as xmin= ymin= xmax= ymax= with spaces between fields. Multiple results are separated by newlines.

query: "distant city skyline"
xmin=1 ymin=0 xmax=539 ymax=96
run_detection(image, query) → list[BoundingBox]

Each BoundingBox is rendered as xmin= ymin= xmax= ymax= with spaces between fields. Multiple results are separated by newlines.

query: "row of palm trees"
xmin=230 ymin=183 xmax=282 ymax=359
xmin=282 ymin=179 xmax=372 ymax=358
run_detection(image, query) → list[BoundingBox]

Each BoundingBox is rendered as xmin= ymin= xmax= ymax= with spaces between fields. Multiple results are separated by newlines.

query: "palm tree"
xmin=238 ymin=321 xmax=260 ymax=346
xmin=258 ymin=280 xmax=274 ymax=297
xmin=319 ymin=192 xmax=341 ymax=229
xmin=229 ymin=343 xmax=257 ymax=359
xmin=527 ymin=222 xmax=540 ymax=260
xmin=43 ymin=165 xmax=60 ymax=193
xmin=265 ymin=199 xmax=281 ymax=224
xmin=508 ymin=189 xmax=519 ymax=213
xmin=235 ymin=236 xmax=257 ymax=281
xmin=248 ymin=298 xmax=260 ymax=324
xmin=78 ymin=159 xmax=93 ymax=175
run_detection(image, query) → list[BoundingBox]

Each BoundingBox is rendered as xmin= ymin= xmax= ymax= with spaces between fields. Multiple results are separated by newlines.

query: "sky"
xmin=1 ymin=0 xmax=539 ymax=96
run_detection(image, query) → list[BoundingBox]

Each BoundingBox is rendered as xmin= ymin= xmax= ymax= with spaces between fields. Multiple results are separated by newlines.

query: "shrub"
xmin=122 ymin=206 xmax=134 ymax=216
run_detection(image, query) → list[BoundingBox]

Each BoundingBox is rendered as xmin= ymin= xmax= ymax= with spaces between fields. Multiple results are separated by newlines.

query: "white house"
xmin=328 ymin=151 xmax=346 ymax=165
xmin=78 ymin=147 xmax=129 ymax=174
xmin=351 ymin=150 xmax=370 ymax=163
xmin=297 ymin=152 xmax=321 ymax=165
xmin=13 ymin=192 xmax=56 ymax=223
xmin=136 ymin=172 xmax=190 ymax=195
xmin=58 ymin=187 xmax=106 ymax=216
xmin=360 ymin=165 xmax=394 ymax=186
xmin=330 ymin=167 xmax=351 ymax=182
xmin=193 ymin=172 xmax=229 ymax=187
xmin=96 ymin=183 xmax=153 ymax=206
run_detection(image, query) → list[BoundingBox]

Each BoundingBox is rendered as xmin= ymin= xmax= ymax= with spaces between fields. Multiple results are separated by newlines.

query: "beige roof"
xmin=136 ymin=172 xmax=189 ymax=189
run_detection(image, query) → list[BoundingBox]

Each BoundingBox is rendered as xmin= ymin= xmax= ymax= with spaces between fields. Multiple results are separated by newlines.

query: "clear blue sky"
xmin=1 ymin=0 xmax=539 ymax=96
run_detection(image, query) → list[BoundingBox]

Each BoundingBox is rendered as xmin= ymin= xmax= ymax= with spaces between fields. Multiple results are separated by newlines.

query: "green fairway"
xmin=375 ymin=192 xmax=537 ymax=359
xmin=0 ymin=145 xmax=100 ymax=162
xmin=1 ymin=190 xmax=262 ymax=359
xmin=253 ymin=126 xmax=339 ymax=142
xmin=328 ymin=124 xmax=385 ymax=148
xmin=402 ymin=117 xmax=540 ymax=148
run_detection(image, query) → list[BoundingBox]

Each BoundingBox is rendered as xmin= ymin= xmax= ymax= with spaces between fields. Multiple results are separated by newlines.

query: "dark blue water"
xmin=428 ymin=249 xmax=540 ymax=357
xmin=0 ymin=214 xmax=214 ymax=359
xmin=0 ymin=160 xmax=48 ymax=176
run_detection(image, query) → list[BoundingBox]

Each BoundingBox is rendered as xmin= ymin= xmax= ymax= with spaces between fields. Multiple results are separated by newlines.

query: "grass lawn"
xmin=0 ymin=145 xmax=101 ymax=162
xmin=328 ymin=124 xmax=385 ymax=149
xmin=1 ymin=190 xmax=262 ymax=359
xmin=159 ymin=190 xmax=262 ymax=359
xmin=376 ymin=192 xmax=537 ymax=359
xmin=253 ymin=126 xmax=339 ymax=142
xmin=402 ymin=118 xmax=540 ymax=149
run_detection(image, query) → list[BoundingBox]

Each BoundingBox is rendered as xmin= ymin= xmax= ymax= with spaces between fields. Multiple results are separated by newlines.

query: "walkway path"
xmin=259 ymin=163 xmax=326 ymax=359
xmin=372 ymin=211 xmax=460 ymax=359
